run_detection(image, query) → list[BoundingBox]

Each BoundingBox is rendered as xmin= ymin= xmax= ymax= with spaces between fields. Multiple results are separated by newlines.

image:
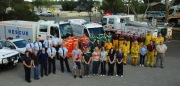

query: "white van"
xmin=68 ymin=19 xmax=104 ymax=37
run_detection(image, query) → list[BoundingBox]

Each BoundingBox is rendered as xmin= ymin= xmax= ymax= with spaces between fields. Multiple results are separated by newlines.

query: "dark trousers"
xmin=34 ymin=65 xmax=39 ymax=79
xmin=116 ymin=62 xmax=123 ymax=75
xmin=140 ymin=54 xmax=145 ymax=65
xmin=101 ymin=61 xmax=106 ymax=75
xmin=92 ymin=61 xmax=100 ymax=74
xmin=55 ymin=46 xmax=59 ymax=60
xmin=108 ymin=62 xmax=115 ymax=76
xmin=41 ymin=63 xmax=48 ymax=77
xmin=60 ymin=57 xmax=71 ymax=72
xmin=84 ymin=64 xmax=90 ymax=75
xmin=48 ymin=58 xmax=56 ymax=74
xmin=24 ymin=66 xmax=31 ymax=81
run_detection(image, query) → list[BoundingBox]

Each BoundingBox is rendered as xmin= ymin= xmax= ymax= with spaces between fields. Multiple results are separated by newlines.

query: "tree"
xmin=143 ymin=0 xmax=161 ymax=3
xmin=100 ymin=0 xmax=125 ymax=14
xmin=78 ymin=0 xmax=94 ymax=22
xmin=174 ymin=0 xmax=180 ymax=5
xmin=62 ymin=1 xmax=77 ymax=12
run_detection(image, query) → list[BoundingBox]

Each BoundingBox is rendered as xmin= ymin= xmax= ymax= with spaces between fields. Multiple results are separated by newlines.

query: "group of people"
xmin=22 ymin=31 xmax=167 ymax=83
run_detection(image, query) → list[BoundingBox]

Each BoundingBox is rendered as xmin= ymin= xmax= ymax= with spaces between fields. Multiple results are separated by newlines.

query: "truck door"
xmin=39 ymin=25 xmax=48 ymax=41
xmin=0 ymin=26 xmax=5 ymax=39
xmin=108 ymin=18 xmax=115 ymax=29
xmin=49 ymin=26 xmax=60 ymax=38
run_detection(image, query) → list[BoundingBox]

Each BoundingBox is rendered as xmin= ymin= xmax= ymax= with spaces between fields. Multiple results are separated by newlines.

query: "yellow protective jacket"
xmin=155 ymin=37 xmax=164 ymax=45
xmin=145 ymin=34 xmax=152 ymax=45
xmin=104 ymin=42 xmax=113 ymax=50
xmin=131 ymin=45 xmax=140 ymax=58
xmin=122 ymin=44 xmax=129 ymax=56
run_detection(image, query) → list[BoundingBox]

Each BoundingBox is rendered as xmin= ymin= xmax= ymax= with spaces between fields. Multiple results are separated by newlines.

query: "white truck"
xmin=68 ymin=19 xmax=104 ymax=37
xmin=0 ymin=20 xmax=72 ymax=43
xmin=102 ymin=15 xmax=172 ymax=40
xmin=0 ymin=42 xmax=20 ymax=67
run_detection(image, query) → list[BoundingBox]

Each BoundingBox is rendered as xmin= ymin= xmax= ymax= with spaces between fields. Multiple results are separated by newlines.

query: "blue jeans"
xmin=34 ymin=65 xmax=39 ymax=80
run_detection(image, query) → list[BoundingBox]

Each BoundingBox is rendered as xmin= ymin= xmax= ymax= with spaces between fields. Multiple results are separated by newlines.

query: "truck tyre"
xmin=162 ymin=17 xmax=165 ymax=22
xmin=148 ymin=17 xmax=152 ymax=21
xmin=169 ymin=19 xmax=177 ymax=27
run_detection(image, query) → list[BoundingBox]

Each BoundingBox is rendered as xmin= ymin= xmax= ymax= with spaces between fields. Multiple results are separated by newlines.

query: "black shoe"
xmin=79 ymin=75 xmax=83 ymax=78
xmin=161 ymin=66 xmax=164 ymax=68
xmin=45 ymin=74 xmax=48 ymax=76
xmin=74 ymin=75 xmax=77 ymax=78
xmin=53 ymin=72 xmax=56 ymax=74
xmin=61 ymin=71 xmax=64 ymax=73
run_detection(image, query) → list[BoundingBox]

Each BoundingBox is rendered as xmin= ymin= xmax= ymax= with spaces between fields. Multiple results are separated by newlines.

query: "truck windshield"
xmin=102 ymin=18 xmax=107 ymax=26
xmin=59 ymin=23 xmax=73 ymax=39
xmin=0 ymin=43 xmax=2 ymax=49
xmin=88 ymin=27 xmax=104 ymax=36
xmin=13 ymin=40 xmax=27 ymax=48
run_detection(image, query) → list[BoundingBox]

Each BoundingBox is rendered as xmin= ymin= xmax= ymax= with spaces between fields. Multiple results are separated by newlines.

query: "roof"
xmin=103 ymin=15 xmax=134 ymax=18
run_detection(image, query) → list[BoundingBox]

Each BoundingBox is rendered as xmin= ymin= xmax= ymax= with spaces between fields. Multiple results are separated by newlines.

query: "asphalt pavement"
xmin=0 ymin=41 xmax=180 ymax=86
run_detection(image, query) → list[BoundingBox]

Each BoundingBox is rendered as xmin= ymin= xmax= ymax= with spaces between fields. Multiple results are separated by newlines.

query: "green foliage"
xmin=78 ymin=0 xmax=94 ymax=12
xmin=174 ymin=0 xmax=180 ymax=5
xmin=143 ymin=0 xmax=161 ymax=3
xmin=100 ymin=0 xmax=125 ymax=14
xmin=62 ymin=1 xmax=77 ymax=11
xmin=6 ymin=4 xmax=39 ymax=21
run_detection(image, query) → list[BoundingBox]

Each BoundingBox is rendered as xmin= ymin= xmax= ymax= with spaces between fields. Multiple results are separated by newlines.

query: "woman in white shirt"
xmin=100 ymin=47 xmax=107 ymax=76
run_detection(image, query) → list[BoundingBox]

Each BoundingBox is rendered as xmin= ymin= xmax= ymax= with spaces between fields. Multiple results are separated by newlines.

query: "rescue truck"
xmin=0 ymin=20 xmax=72 ymax=43
xmin=102 ymin=15 xmax=172 ymax=40
xmin=168 ymin=5 xmax=180 ymax=26
xmin=68 ymin=19 xmax=105 ymax=37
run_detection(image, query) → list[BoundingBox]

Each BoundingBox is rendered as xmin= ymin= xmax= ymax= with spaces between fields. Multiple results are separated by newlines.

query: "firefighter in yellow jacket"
xmin=145 ymin=31 xmax=153 ymax=45
xmin=122 ymin=40 xmax=129 ymax=65
xmin=146 ymin=40 xmax=156 ymax=67
xmin=104 ymin=39 xmax=113 ymax=53
xmin=131 ymin=41 xmax=139 ymax=66
xmin=154 ymin=33 xmax=164 ymax=56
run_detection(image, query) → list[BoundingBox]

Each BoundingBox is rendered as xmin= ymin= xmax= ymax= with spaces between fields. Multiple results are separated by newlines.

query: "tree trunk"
xmin=142 ymin=0 xmax=149 ymax=20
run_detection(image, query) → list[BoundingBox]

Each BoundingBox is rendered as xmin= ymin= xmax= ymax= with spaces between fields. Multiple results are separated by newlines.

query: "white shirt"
xmin=47 ymin=47 xmax=57 ymax=57
xmin=43 ymin=39 xmax=52 ymax=48
xmin=72 ymin=49 xmax=82 ymax=62
xmin=34 ymin=42 xmax=42 ymax=51
xmin=58 ymin=47 xmax=68 ymax=57
xmin=52 ymin=37 xmax=59 ymax=45
xmin=156 ymin=44 xmax=167 ymax=54
xmin=26 ymin=43 xmax=34 ymax=52
xmin=100 ymin=51 xmax=107 ymax=61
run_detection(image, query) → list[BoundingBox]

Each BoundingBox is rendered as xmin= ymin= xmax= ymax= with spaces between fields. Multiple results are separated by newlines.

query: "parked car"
xmin=146 ymin=11 xmax=165 ymax=21
xmin=0 ymin=41 xmax=20 ymax=67
xmin=41 ymin=11 xmax=53 ymax=17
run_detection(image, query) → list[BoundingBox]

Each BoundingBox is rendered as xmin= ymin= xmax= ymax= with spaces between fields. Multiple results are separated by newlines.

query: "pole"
xmin=165 ymin=0 xmax=169 ymax=23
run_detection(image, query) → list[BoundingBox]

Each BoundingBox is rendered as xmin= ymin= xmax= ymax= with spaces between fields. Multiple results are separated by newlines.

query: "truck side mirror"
xmin=9 ymin=46 xmax=16 ymax=49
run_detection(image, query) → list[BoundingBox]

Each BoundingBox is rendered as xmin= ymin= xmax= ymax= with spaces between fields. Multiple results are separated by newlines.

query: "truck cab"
xmin=69 ymin=19 xmax=104 ymax=37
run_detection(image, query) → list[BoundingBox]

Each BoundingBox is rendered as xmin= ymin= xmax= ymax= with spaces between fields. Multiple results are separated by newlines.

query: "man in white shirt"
xmin=52 ymin=33 xmax=60 ymax=59
xmin=58 ymin=43 xmax=71 ymax=73
xmin=43 ymin=36 xmax=52 ymax=51
xmin=47 ymin=44 xmax=56 ymax=74
xmin=34 ymin=38 xmax=42 ymax=52
xmin=155 ymin=41 xmax=167 ymax=68
xmin=26 ymin=39 xmax=34 ymax=54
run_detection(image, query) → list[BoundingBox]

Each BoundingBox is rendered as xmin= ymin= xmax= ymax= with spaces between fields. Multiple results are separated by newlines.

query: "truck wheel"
xmin=169 ymin=21 xmax=177 ymax=27
xmin=162 ymin=17 xmax=165 ymax=22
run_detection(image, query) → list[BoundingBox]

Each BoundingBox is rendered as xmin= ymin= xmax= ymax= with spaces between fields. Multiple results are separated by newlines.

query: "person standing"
xmin=82 ymin=47 xmax=92 ymax=78
xmin=122 ymin=40 xmax=129 ymax=65
xmin=80 ymin=34 xmax=88 ymax=51
xmin=32 ymin=50 xmax=40 ymax=80
xmin=145 ymin=31 xmax=152 ymax=46
xmin=81 ymin=39 xmax=90 ymax=52
xmin=155 ymin=41 xmax=167 ymax=68
xmin=146 ymin=40 xmax=155 ymax=67
xmin=43 ymin=35 xmax=52 ymax=51
xmin=138 ymin=34 xmax=145 ymax=47
xmin=92 ymin=47 xmax=100 ymax=76
xmin=119 ymin=31 xmax=125 ymax=48
xmin=116 ymin=48 xmax=124 ymax=77
xmin=113 ymin=32 xmax=119 ymax=51
xmin=22 ymin=51 xmax=32 ymax=83
xmin=106 ymin=32 xmax=112 ymax=43
xmin=104 ymin=39 xmax=113 ymax=57
xmin=89 ymin=33 xmax=96 ymax=52
xmin=66 ymin=36 xmax=74 ymax=58
xmin=34 ymin=38 xmax=42 ymax=53
xmin=131 ymin=41 xmax=140 ymax=66
xmin=94 ymin=40 xmax=102 ymax=50
xmin=100 ymin=47 xmax=107 ymax=76
xmin=139 ymin=44 xmax=147 ymax=67
xmin=52 ymin=33 xmax=60 ymax=59
xmin=124 ymin=32 xmax=131 ymax=54
xmin=39 ymin=47 xmax=48 ymax=77
xmin=58 ymin=43 xmax=71 ymax=73
xmin=96 ymin=34 xmax=103 ymax=45
xmin=102 ymin=33 xmax=107 ymax=46
xmin=108 ymin=48 xmax=116 ymax=78
xmin=72 ymin=46 xmax=83 ymax=78
xmin=26 ymin=39 xmax=34 ymax=55
xmin=47 ymin=44 xmax=57 ymax=74
xmin=154 ymin=33 xmax=164 ymax=56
